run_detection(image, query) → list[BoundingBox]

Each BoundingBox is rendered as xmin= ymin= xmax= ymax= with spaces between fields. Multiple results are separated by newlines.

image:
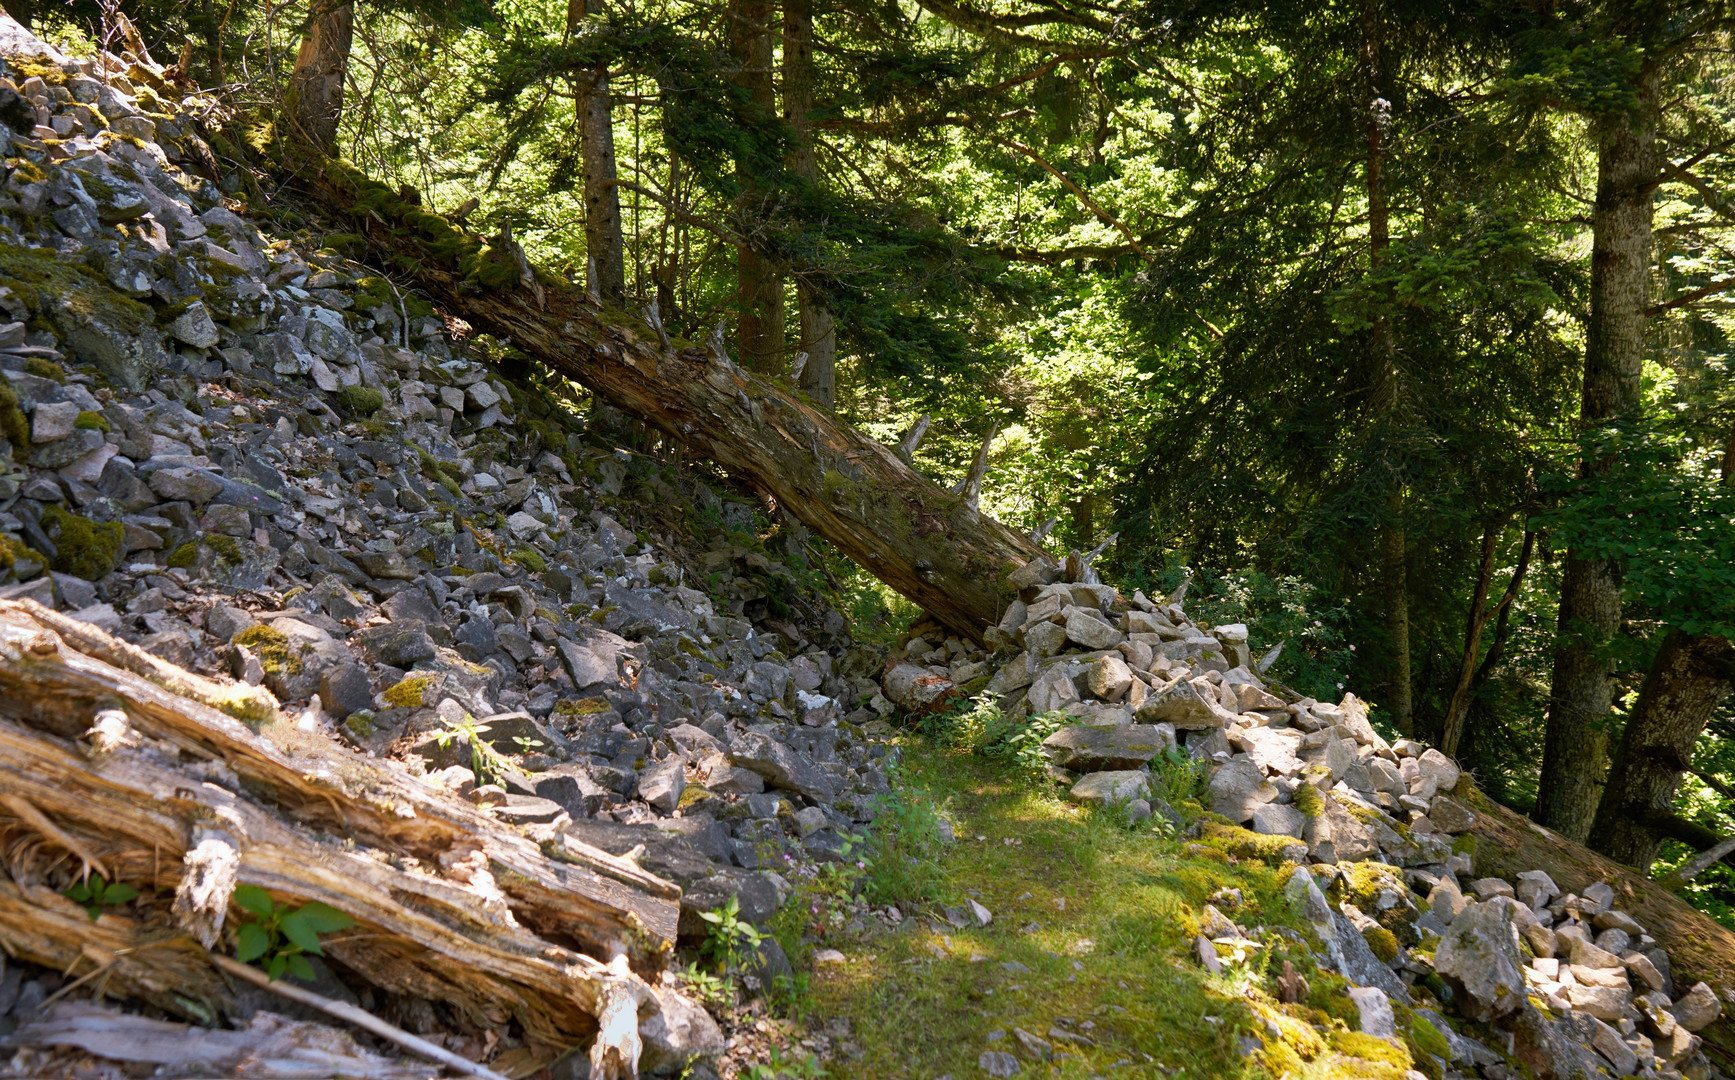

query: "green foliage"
xmin=699 ymin=894 xmax=765 ymax=972
xmin=434 ymin=711 xmax=506 ymax=784
xmin=230 ymin=884 xmax=354 ymax=982
xmin=1149 ymin=746 xmax=1208 ymax=804
xmin=860 ymin=774 xmax=950 ymax=905
xmin=62 ymin=873 xmax=138 ymax=922
xmin=1537 ymin=423 xmax=1735 ymax=638
xmin=743 ymin=1048 xmax=827 ymax=1080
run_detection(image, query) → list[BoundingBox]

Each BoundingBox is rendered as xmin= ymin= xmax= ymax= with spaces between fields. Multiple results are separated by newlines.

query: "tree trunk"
xmin=1537 ymin=62 xmax=1660 ymax=842
xmin=284 ymin=0 xmax=353 ymax=153
xmin=1363 ymin=1 xmax=1410 ymax=735
xmin=311 ymin=161 xmax=1051 ymax=635
xmin=729 ymin=0 xmax=784 ymax=371
xmin=0 ymin=600 xmax=690 ymax=1074
xmin=1587 ymin=630 xmax=1735 ymax=872
xmin=573 ymin=0 xmax=625 ymax=305
xmin=1587 ymin=421 xmax=1735 ymax=872
xmin=1441 ymin=526 xmax=1535 ymax=757
xmin=782 ymin=0 xmax=836 ymax=406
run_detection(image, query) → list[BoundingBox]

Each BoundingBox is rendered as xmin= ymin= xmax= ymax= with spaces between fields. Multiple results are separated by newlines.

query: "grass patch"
xmin=800 ymin=747 xmax=1347 ymax=1080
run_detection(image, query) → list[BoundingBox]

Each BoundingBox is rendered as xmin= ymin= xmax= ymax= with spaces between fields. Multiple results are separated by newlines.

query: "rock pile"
xmin=0 ymin=22 xmax=904 ymax=1076
xmin=880 ymin=563 xmax=1728 ymax=1080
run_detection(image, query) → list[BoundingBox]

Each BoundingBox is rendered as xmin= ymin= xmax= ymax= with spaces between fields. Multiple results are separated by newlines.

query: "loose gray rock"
xmin=1434 ymin=896 xmax=1527 ymax=1020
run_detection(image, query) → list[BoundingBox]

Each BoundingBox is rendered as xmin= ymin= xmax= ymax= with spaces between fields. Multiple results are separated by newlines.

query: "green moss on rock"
xmin=23 ymin=356 xmax=64 ymax=382
xmin=165 ymin=542 xmax=197 ymax=568
xmin=337 ymin=384 xmax=384 ymax=416
xmin=73 ymin=409 xmax=107 ymax=432
xmin=233 ymin=623 xmax=300 ymax=676
xmin=0 ymin=381 xmax=28 ymax=461
xmin=42 ymin=504 xmax=123 ymax=580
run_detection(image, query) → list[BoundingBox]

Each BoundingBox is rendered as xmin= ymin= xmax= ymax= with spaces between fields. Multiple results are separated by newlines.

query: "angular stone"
xmin=1068 ymin=770 xmax=1149 ymax=806
xmin=1023 ymin=619 xmax=1067 ymax=658
xmin=1416 ymin=747 xmax=1461 ymax=793
xmin=1063 ymin=607 xmax=1124 ymax=650
xmin=32 ymin=428 xmax=103 ymax=469
xmin=979 ymin=1051 xmax=1021 ymax=1078
xmin=171 ymin=302 xmax=221 ymax=349
xmin=1427 ymin=794 xmax=1475 ymax=833
xmin=148 ymin=466 xmax=223 ymax=505
xmin=30 ymin=400 xmax=80 ymax=443
xmin=1434 ymin=896 xmax=1528 ymax=1020
xmin=319 ymin=664 xmax=374 ymax=719
xmin=1041 ymin=724 xmax=1173 ymax=771
xmin=1207 ymin=758 xmax=1275 ymax=823
xmin=1251 ymin=802 xmax=1306 ymax=839
xmin=882 ymin=661 xmax=958 ymax=714
xmin=1086 ymin=654 xmax=1133 ymax=701
xmin=1136 ymin=678 xmax=1224 ymax=730
xmin=1025 ymin=663 xmax=1080 ymax=714
xmin=557 ymin=639 xmax=615 ymax=689
xmin=357 ymin=620 xmax=437 ymax=667
xmin=1567 ymin=983 xmax=1633 ymax=1022
xmin=1516 ymin=869 xmax=1558 ymax=910
xmin=638 ymin=758 xmax=686 ymax=812
xmin=1673 ymin=982 xmax=1722 ymax=1032
xmin=1305 ymin=793 xmax=1377 ymax=864
xmin=351 ymin=549 xmax=416 ymax=580
xmin=1349 ymin=986 xmax=1395 ymax=1040
xmin=533 ymin=764 xmax=609 ymax=818
xmin=729 ymin=731 xmax=834 ymax=801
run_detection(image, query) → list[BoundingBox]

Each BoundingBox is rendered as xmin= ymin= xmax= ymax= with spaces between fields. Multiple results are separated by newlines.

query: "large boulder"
xmin=1041 ymin=724 xmax=1174 ymax=772
xmin=1433 ymin=897 xmax=1528 ymax=1021
xmin=883 ymin=662 xmax=960 ymax=715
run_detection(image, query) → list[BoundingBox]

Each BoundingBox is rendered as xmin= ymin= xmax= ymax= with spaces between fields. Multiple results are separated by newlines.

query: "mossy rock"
xmin=1362 ymin=925 xmax=1400 ymax=964
xmin=1329 ymin=1031 xmax=1412 ymax=1079
xmin=0 ymin=381 xmax=28 ymax=460
xmin=0 ymin=532 xmax=47 ymax=579
xmin=42 ymin=504 xmax=123 ymax=580
xmin=23 ymin=355 xmax=64 ymax=382
xmin=509 ymin=546 xmax=546 ymax=573
xmin=233 ymin=623 xmax=300 ymax=677
xmin=1293 ymin=781 xmax=1325 ymax=819
xmin=337 ymin=384 xmax=384 ymax=416
xmin=1201 ymin=821 xmax=1305 ymax=862
xmin=73 ymin=409 xmax=107 ymax=432
xmin=382 ymin=673 xmax=440 ymax=709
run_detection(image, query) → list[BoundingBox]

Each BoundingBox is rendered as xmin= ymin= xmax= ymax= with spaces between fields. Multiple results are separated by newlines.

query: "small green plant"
xmin=510 ymin=734 xmax=544 ymax=755
xmin=434 ymin=712 xmax=506 ymax=784
xmin=986 ymin=709 xmax=1071 ymax=778
xmin=62 ymin=873 xmax=137 ymax=922
xmin=744 ymin=1047 xmax=827 ymax=1080
xmin=231 ymin=884 xmax=355 ymax=981
xmin=861 ymin=773 xmax=950 ymax=904
xmin=700 ymin=895 xmax=766 ymax=971
xmin=1149 ymin=745 xmax=1208 ymax=803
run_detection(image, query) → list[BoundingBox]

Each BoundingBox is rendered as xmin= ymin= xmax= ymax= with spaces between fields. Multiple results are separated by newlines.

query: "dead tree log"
xmin=305 ymin=161 xmax=1053 ymax=636
xmin=0 ymin=600 xmax=701 ymax=1074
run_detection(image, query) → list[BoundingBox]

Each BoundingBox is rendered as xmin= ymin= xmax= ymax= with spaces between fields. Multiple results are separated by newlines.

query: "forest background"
xmin=14 ymin=0 xmax=1735 ymax=924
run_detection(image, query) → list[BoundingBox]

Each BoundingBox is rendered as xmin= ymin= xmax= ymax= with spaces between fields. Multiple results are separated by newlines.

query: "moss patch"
xmin=1293 ymin=781 xmax=1324 ymax=819
xmin=165 ymin=542 xmax=197 ymax=569
xmin=1363 ymin=925 xmax=1399 ymax=964
xmin=24 ymin=356 xmax=64 ymax=382
xmin=0 ymin=381 xmax=29 ymax=461
xmin=42 ymin=504 xmax=123 ymax=580
xmin=1200 ymin=820 xmax=1304 ymax=863
xmin=337 ymin=384 xmax=384 ymax=416
xmin=72 ymin=409 xmax=107 ymax=432
xmin=509 ymin=546 xmax=547 ymax=573
xmin=233 ymin=623 xmax=300 ymax=676
xmin=382 ymin=673 xmax=437 ymax=709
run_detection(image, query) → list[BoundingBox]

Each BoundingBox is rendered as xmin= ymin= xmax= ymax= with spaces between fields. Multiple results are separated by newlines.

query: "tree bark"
xmin=1588 ymin=630 xmax=1735 ymax=872
xmin=284 ymin=0 xmax=353 ymax=154
xmin=1363 ymin=1 xmax=1410 ymax=735
xmin=1537 ymin=61 xmax=1660 ymax=843
xmin=1587 ymin=421 xmax=1735 ymax=872
xmin=311 ymin=161 xmax=1051 ymax=636
xmin=730 ymin=0 xmax=785 ymax=371
xmin=0 ymin=600 xmax=689 ymax=1072
xmin=572 ymin=0 xmax=625 ymax=305
xmin=782 ymin=0 xmax=836 ymax=406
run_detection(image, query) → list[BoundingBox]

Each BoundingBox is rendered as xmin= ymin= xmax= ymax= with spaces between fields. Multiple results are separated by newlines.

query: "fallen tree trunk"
xmin=302 ymin=160 xmax=1053 ymax=637
xmin=0 ymin=599 xmax=703 ymax=1076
